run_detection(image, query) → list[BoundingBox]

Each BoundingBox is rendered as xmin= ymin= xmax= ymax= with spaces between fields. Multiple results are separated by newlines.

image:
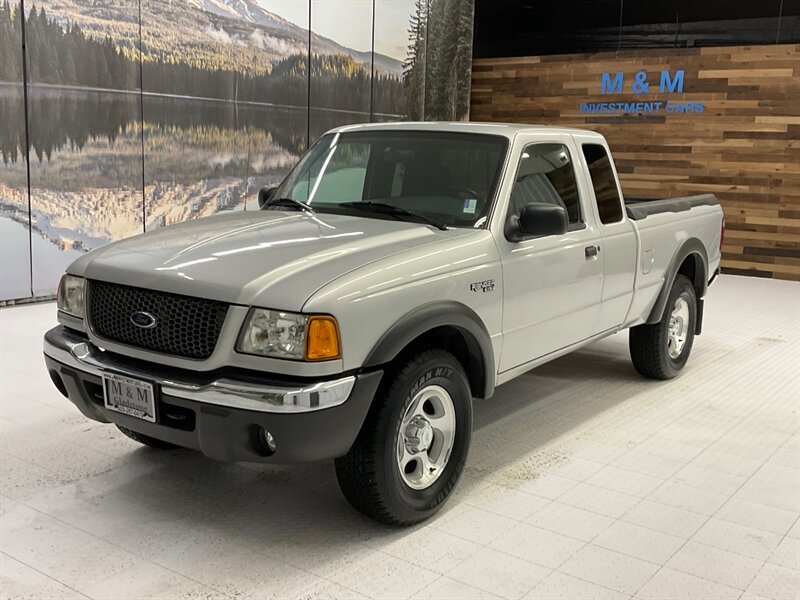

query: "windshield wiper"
xmin=263 ymin=197 xmax=315 ymax=213
xmin=337 ymin=201 xmax=447 ymax=231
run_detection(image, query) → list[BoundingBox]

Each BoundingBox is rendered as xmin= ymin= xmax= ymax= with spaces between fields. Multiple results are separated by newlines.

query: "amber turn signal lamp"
xmin=305 ymin=316 xmax=342 ymax=361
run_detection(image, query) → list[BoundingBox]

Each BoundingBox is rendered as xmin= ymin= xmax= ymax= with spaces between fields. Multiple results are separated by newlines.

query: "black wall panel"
xmin=474 ymin=0 xmax=800 ymax=58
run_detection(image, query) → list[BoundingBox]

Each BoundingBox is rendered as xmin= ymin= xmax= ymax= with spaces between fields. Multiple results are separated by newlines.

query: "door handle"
xmin=585 ymin=245 xmax=600 ymax=259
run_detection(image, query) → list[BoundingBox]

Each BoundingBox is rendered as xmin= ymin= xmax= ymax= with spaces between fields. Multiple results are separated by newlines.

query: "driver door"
xmin=496 ymin=136 xmax=604 ymax=372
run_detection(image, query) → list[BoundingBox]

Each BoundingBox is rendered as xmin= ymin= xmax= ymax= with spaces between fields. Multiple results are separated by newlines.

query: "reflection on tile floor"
xmin=1 ymin=275 xmax=799 ymax=599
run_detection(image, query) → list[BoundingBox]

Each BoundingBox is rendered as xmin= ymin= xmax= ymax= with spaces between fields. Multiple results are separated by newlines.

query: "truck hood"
xmin=69 ymin=210 xmax=476 ymax=309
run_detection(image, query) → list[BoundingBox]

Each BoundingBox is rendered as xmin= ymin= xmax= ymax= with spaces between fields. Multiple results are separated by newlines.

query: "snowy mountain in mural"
xmin=35 ymin=0 xmax=402 ymax=77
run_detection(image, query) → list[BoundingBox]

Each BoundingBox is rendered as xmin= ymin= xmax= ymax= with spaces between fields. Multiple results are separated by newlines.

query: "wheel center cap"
xmin=404 ymin=416 xmax=434 ymax=454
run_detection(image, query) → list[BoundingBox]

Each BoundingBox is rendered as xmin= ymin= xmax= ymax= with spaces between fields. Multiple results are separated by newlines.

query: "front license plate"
xmin=103 ymin=373 xmax=156 ymax=423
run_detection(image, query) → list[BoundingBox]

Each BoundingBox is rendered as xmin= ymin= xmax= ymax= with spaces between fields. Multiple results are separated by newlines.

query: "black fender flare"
xmin=646 ymin=238 xmax=709 ymax=327
xmin=363 ymin=301 xmax=496 ymax=399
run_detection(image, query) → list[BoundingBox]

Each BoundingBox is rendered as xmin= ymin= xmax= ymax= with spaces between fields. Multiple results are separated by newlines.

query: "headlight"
xmin=237 ymin=309 xmax=341 ymax=361
xmin=57 ymin=275 xmax=85 ymax=318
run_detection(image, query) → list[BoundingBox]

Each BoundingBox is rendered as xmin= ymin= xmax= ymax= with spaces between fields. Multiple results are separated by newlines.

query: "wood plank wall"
xmin=471 ymin=44 xmax=800 ymax=280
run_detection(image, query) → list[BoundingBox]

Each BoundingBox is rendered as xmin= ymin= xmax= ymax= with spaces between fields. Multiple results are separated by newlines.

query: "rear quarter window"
xmin=582 ymin=144 xmax=623 ymax=224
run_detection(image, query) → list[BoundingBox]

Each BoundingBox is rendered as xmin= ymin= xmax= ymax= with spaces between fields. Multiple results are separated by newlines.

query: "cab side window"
xmin=582 ymin=144 xmax=623 ymax=224
xmin=509 ymin=143 xmax=582 ymax=227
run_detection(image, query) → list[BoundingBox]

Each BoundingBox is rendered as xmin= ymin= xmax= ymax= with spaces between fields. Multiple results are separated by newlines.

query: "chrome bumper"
xmin=43 ymin=327 xmax=355 ymax=414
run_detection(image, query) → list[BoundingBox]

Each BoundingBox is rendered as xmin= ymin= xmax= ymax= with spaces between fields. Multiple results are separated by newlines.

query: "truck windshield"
xmin=271 ymin=130 xmax=508 ymax=229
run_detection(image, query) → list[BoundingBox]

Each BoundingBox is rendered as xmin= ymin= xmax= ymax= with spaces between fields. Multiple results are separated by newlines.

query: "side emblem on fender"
xmin=470 ymin=279 xmax=496 ymax=293
xmin=130 ymin=311 xmax=157 ymax=329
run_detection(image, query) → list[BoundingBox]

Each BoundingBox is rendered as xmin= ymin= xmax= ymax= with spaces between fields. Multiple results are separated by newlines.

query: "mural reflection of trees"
xmin=0 ymin=90 xmax=309 ymax=233
xmin=0 ymin=86 xmax=24 ymax=165
xmin=4 ymin=91 xmax=308 ymax=178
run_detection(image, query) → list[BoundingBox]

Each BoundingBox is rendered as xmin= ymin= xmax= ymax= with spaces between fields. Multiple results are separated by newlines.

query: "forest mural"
xmin=0 ymin=0 xmax=475 ymax=301
xmin=404 ymin=0 xmax=475 ymax=121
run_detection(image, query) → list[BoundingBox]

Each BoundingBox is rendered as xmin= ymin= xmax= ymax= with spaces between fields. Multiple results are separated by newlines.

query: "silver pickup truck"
xmin=44 ymin=122 xmax=723 ymax=524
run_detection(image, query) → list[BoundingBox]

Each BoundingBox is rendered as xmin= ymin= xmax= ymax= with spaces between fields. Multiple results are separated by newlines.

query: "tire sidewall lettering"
xmin=387 ymin=359 xmax=468 ymax=511
xmin=404 ymin=366 xmax=454 ymax=406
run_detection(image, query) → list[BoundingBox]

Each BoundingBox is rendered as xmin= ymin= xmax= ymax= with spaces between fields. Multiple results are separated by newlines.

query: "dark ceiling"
xmin=473 ymin=0 xmax=800 ymax=57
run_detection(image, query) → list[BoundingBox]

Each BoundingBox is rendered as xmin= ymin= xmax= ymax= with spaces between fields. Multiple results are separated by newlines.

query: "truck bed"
xmin=625 ymin=194 xmax=719 ymax=221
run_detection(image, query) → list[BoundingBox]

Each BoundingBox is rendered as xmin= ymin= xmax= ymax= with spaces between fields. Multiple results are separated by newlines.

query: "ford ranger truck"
xmin=44 ymin=123 xmax=724 ymax=524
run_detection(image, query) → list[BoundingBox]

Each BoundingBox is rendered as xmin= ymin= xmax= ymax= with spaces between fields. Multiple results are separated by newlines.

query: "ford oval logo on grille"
xmin=130 ymin=311 xmax=157 ymax=329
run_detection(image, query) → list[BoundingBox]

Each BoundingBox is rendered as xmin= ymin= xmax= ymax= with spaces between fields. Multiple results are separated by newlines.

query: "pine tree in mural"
xmin=4 ymin=7 xmax=403 ymax=113
xmin=403 ymin=0 xmax=474 ymax=121
xmin=404 ymin=0 xmax=429 ymax=120
xmin=0 ymin=0 xmax=25 ymax=165
xmin=0 ymin=0 xmax=23 ymax=82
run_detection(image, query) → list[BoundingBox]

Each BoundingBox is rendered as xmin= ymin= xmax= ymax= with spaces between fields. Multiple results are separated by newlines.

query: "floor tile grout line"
xmin=407 ymin=573 xmax=446 ymax=600
xmin=567 ymin=343 xmax=766 ymax=457
xmin=368 ymin=428 xmax=794 ymax=597
xmin=433 ymin=499 xmax=656 ymax=563
xmin=578 ymin=336 xmax=797 ymax=475
xmin=442 ymin=498 xmax=668 ymax=597
xmin=576 ymin=352 xmax=798 ymax=597
xmin=629 ymin=427 xmax=796 ymax=599
xmin=427 ymin=494 xmax=561 ymax=599
xmin=614 ymin=346 xmax=795 ymax=502
xmin=576 ymin=446 xmax=760 ymax=485
xmin=369 ymin=529 xmax=486 ymax=576
xmin=0 ymin=446 xmax=170 ymax=503
xmin=1 ymin=444 xmax=122 ymax=481
xmin=758 ymin=497 xmax=800 ymax=575
xmin=10 ymin=468 xmax=433 ymax=600
xmin=464 ymin=466 xmax=797 ymax=556
xmin=1 ymin=411 xmax=141 ymax=461
xmin=317 ymin=543 xmax=445 ymax=598
xmin=4 ymin=498 xmax=237 ymax=600
xmin=543 ymin=570 xmax=640 ymax=599
xmin=372 ymin=549 xmax=481 ymax=598
xmin=0 ymin=550 xmax=95 ymax=600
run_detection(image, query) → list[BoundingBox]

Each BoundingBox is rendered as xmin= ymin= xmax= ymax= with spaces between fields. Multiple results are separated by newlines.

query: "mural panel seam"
xmin=19 ymin=0 xmax=33 ymax=297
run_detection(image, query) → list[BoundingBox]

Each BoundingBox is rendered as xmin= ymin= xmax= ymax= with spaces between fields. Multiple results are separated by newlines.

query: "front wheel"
xmin=335 ymin=350 xmax=472 ymax=525
xmin=630 ymin=274 xmax=697 ymax=380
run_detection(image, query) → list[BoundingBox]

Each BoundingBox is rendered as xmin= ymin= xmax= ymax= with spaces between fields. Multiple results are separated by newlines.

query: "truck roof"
xmin=328 ymin=121 xmax=604 ymax=140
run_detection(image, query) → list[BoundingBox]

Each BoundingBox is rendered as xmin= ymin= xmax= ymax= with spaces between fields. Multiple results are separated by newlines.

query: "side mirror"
xmin=257 ymin=186 xmax=278 ymax=209
xmin=506 ymin=203 xmax=568 ymax=242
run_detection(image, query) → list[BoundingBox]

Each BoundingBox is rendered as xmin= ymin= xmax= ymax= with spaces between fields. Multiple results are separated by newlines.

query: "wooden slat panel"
xmin=471 ymin=44 xmax=799 ymax=280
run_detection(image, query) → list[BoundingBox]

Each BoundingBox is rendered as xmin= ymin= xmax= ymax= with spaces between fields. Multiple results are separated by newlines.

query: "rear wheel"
xmin=630 ymin=274 xmax=697 ymax=380
xmin=335 ymin=350 xmax=472 ymax=525
xmin=116 ymin=425 xmax=180 ymax=449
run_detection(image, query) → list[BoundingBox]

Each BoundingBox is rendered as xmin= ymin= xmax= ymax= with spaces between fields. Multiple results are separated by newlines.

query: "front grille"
xmin=87 ymin=280 xmax=229 ymax=359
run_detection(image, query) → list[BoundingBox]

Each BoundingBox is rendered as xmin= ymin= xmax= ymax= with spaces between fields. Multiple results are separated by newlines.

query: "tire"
xmin=335 ymin=349 xmax=472 ymax=525
xmin=630 ymin=274 xmax=697 ymax=380
xmin=116 ymin=425 xmax=180 ymax=450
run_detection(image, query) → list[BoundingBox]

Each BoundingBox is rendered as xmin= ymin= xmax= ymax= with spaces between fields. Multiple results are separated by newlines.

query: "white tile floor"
xmin=1 ymin=275 xmax=798 ymax=600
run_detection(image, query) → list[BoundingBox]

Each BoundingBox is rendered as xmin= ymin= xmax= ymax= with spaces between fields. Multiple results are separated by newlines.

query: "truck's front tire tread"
xmin=335 ymin=349 xmax=472 ymax=525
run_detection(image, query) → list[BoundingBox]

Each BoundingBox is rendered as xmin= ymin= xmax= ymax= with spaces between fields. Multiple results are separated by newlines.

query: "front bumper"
xmin=43 ymin=326 xmax=382 ymax=463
